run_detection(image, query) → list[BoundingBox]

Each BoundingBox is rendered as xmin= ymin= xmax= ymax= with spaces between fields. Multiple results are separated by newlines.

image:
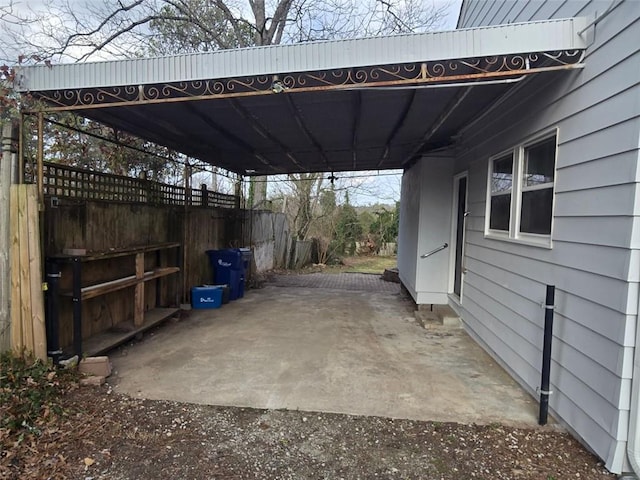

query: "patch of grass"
xmin=341 ymin=256 xmax=397 ymax=274
xmin=303 ymin=255 xmax=397 ymax=275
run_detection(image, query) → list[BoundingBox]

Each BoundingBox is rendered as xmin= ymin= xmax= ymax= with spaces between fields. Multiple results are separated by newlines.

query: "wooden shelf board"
xmin=81 ymin=307 xmax=180 ymax=357
xmin=50 ymin=242 xmax=181 ymax=262
xmin=60 ymin=267 xmax=180 ymax=300
xmin=144 ymin=266 xmax=180 ymax=282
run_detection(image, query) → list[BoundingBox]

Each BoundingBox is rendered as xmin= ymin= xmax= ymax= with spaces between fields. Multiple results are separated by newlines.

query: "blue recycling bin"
xmin=206 ymin=249 xmax=246 ymax=300
xmin=238 ymin=247 xmax=252 ymax=271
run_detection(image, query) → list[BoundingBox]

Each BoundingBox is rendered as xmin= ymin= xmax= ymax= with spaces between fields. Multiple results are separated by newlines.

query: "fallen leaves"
xmin=0 ymin=357 xmax=617 ymax=480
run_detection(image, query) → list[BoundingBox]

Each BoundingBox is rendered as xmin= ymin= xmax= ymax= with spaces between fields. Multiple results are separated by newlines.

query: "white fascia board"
xmin=15 ymin=17 xmax=589 ymax=93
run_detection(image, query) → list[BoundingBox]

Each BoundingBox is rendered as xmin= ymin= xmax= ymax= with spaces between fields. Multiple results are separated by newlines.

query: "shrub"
xmin=0 ymin=353 xmax=76 ymax=439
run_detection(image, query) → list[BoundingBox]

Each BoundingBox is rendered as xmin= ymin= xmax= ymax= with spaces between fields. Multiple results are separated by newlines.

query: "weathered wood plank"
xmin=49 ymin=242 xmax=181 ymax=261
xmin=18 ymin=186 xmax=34 ymax=355
xmin=59 ymin=267 xmax=180 ymax=301
xmin=9 ymin=186 xmax=22 ymax=354
xmin=134 ymin=252 xmax=145 ymax=327
xmin=26 ymin=186 xmax=46 ymax=361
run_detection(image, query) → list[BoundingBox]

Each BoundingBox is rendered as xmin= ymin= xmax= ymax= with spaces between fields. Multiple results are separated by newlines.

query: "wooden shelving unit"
xmin=47 ymin=242 xmax=181 ymax=358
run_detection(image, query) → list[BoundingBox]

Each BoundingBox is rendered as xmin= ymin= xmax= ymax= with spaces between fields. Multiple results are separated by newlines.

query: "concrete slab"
xmin=110 ymin=285 xmax=539 ymax=427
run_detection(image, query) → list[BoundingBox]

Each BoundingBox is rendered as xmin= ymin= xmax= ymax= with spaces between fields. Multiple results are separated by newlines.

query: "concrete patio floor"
xmin=110 ymin=280 xmax=539 ymax=426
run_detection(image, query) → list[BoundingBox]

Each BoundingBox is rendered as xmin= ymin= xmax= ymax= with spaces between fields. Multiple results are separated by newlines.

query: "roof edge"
xmin=16 ymin=17 xmax=589 ymax=93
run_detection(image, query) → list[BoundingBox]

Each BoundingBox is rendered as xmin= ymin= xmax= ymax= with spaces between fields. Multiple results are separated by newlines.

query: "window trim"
xmin=484 ymin=129 xmax=558 ymax=248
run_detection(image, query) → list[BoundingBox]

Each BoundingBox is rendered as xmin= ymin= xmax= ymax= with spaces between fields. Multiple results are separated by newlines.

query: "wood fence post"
xmin=235 ymin=177 xmax=242 ymax=209
xmin=201 ymin=184 xmax=208 ymax=207
xmin=0 ymin=122 xmax=17 ymax=352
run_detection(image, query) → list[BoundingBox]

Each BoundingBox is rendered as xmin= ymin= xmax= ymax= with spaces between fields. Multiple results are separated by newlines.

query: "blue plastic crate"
xmin=191 ymin=286 xmax=223 ymax=309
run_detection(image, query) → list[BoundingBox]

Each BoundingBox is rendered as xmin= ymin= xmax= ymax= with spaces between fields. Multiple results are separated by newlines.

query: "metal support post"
xmin=71 ymin=258 xmax=83 ymax=357
xmin=45 ymin=261 xmax=62 ymax=364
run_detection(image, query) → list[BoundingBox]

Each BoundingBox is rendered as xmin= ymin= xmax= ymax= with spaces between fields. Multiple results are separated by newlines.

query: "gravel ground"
xmin=3 ymin=383 xmax=614 ymax=480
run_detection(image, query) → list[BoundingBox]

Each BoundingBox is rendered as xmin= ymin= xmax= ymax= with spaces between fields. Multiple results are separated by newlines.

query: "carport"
xmin=11 ymin=17 xmax=587 ymax=423
xmin=15 ymin=19 xmax=585 ymax=176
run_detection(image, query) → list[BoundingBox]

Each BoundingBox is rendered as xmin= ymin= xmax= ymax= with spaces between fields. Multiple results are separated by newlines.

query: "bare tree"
xmin=2 ymin=0 xmax=450 ymax=63
xmin=2 ymin=0 xmax=444 ymax=237
xmin=0 ymin=1 xmax=35 ymax=64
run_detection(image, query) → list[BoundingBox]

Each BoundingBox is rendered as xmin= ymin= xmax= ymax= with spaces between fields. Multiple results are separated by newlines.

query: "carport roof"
xmin=15 ymin=17 xmax=588 ymax=175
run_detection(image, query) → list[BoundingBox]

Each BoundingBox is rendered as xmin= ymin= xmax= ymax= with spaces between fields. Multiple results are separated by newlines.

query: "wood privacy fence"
xmin=42 ymin=162 xmax=239 ymax=209
xmin=9 ymin=184 xmax=47 ymax=360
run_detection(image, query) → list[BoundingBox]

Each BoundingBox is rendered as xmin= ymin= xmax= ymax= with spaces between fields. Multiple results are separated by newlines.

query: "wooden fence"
xmin=42 ymin=162 xmax=239 ymax=209
xmin=9 ymin=185 xmax=46 ymax=360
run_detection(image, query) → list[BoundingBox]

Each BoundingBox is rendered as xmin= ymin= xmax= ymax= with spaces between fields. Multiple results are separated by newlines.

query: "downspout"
xmin=538 ymin=285 xmax=555 ymax=425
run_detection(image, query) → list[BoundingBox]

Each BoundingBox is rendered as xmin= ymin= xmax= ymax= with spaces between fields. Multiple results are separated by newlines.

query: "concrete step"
xmin=415 ymin=304 xmax=461 ymax=328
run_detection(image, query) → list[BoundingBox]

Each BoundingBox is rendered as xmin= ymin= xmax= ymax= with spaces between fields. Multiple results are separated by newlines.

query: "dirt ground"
xmin=0 ymin=268 xmax=618 ymax=479
xmin=2 ymin=383 xmax=614 ymax=480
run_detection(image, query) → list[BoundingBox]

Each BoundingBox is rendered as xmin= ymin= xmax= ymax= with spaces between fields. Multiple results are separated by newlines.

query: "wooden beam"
xmin=26 ymin=186 xmax=46 ymax=360
xmin=134 ymin=252 xmax=145 ymax=327
xmin=9 ymin=186 xmax=22 ymax=353
xmin=60 ymin=267 xmax=179 ymax=301
xmin=17 ymin=187 xmax=33 ymax=355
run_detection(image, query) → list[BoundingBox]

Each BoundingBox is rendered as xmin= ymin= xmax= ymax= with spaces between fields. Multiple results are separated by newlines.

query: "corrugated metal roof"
xmin=16 ymin=17 xmax=588 ymax=92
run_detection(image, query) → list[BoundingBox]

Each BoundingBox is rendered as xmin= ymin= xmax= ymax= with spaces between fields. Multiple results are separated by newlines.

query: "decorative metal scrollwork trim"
xmin=31 ymin=50 xmax=584 ymax=112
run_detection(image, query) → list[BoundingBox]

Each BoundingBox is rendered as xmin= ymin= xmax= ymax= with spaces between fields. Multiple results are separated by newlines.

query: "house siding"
xmin=459 ymin=0 xmax=617 ymax=28
xmin=454 ymin=0 xmax=640 ymax=472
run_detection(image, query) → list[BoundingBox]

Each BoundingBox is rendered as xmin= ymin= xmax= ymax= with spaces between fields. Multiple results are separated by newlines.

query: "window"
xmin=489 ymin=154 xmax=513 ymax=231
xmin=520 ymin=138 xmax=555 ymax=235
xmin=486 ymin=132 xmax=557 ymax=245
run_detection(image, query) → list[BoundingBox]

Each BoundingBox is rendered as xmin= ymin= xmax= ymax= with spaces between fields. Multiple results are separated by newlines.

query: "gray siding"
xmin=453 ymin=0 xmax=640 ymax=472
xmin=459 ymin=0 xmax=615 ymax=28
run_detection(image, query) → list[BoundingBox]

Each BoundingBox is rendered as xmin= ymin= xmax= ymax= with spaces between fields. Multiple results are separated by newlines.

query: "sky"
xmin=439 ymin=0 xmax=464 ymax=28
